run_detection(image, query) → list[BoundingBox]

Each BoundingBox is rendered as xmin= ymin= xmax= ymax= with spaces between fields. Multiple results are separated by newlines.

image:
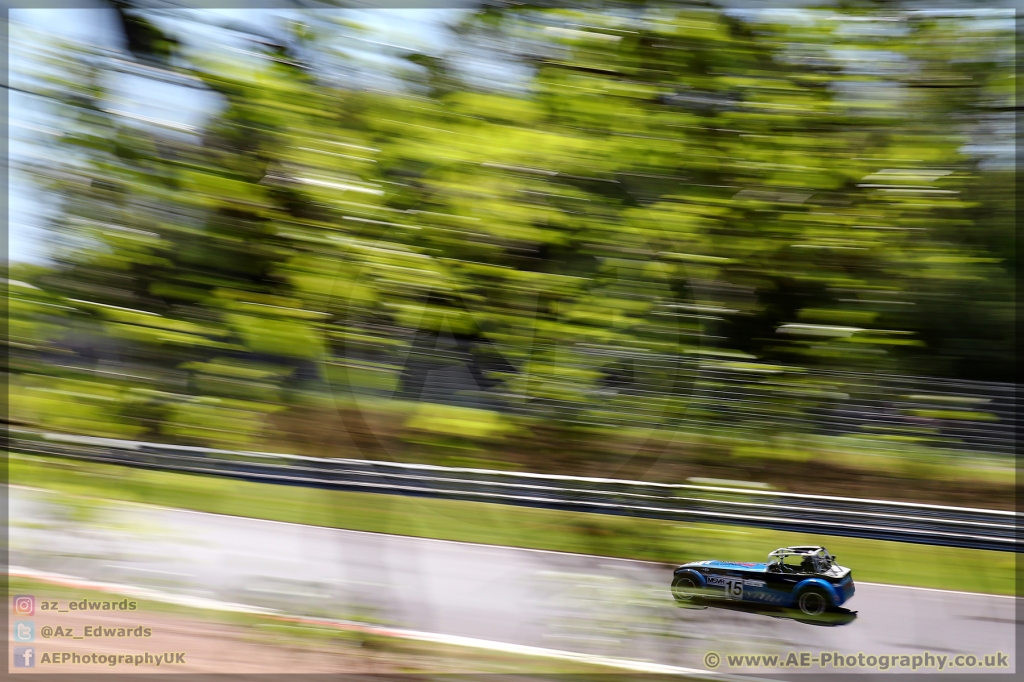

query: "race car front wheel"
xmin=797 ymin=588 xmax=829 ymax=616
xmin=671 ymin=574 xmax=700 ymax=603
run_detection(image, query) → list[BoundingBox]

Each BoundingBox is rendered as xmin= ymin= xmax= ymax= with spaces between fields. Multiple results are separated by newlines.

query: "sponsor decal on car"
xmin=746 ymin=591 xmax=785 ymax=604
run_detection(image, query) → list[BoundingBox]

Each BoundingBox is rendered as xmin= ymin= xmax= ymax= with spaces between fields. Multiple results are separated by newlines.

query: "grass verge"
xmin=9 ymin=452 xmax=1015 ymax=596
xmin=6 ymin=575 xmax=622 ymax=675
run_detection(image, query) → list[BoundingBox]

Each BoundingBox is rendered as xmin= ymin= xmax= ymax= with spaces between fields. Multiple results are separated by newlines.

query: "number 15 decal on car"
xmin=722 ymin=578 xmax=743 ymax=599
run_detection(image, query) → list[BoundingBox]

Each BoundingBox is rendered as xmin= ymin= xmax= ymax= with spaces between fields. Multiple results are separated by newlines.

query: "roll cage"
xmin=767 ymin=546 xmax=837 ymax=574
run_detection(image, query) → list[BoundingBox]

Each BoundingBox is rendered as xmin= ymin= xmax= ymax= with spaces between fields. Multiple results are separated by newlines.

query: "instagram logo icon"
xmin=13 ymin=595 xmax=34 ymax=616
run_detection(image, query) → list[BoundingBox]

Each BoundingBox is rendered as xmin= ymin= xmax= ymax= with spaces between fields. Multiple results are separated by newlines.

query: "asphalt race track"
xmin=10 ymin=486 xmax=1017 ymax=676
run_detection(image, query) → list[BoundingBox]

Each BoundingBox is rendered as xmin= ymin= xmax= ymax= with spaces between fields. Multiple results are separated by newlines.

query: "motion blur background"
xmin=5 ymin=1 xmax=1018 ymax=675
xmin=9 ymin=0 xmax=1015 ymax=505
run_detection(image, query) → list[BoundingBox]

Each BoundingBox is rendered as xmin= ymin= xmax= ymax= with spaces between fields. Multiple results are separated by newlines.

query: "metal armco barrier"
xmin=11 ymin=431 xmax=1019 ymax=553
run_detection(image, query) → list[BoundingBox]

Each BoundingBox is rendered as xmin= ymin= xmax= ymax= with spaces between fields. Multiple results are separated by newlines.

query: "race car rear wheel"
xmin=671 ymin=574 xmax=700 ymax=603
xmin=797 ymin=588 xmax=829 ymax=616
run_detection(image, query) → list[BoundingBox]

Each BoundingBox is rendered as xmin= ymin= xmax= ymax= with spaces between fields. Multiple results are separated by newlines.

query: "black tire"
xmin=796 ymin=588 xmax=830 ymax=616
xmin=671 ymin=574 xmax=701 ymax=603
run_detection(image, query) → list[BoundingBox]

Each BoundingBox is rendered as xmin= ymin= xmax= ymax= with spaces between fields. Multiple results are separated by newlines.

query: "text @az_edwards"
xmin=21 ymin=597 xmax=137 ymax=613
xmin=40 ymin=624 xmax=153 ymax=638
xmin=703 ymin=650 xmax=1011 ymax=671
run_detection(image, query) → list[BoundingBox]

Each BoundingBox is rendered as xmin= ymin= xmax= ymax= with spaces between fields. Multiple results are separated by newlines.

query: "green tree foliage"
xmin=10 ymin=4 xmax=1013 ymax=468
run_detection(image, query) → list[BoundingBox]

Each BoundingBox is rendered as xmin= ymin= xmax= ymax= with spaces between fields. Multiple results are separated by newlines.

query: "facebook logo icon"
xmin=14 ymin=647 xmax=35 ymax=668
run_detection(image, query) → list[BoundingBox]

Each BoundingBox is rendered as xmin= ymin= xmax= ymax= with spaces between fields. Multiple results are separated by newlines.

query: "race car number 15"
xmin=722 ymin=579 xmax=743 ymax=599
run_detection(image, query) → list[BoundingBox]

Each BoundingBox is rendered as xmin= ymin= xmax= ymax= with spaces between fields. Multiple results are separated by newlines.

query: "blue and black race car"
xmin=671 ymin=546 xmax=855 ymax=616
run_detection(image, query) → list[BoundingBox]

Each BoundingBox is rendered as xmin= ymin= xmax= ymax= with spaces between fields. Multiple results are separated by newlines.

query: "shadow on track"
xmin=676 ymin=599 xmax=858 ymax=627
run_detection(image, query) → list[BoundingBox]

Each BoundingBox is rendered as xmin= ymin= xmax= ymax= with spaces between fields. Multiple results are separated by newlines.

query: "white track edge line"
xmin=856 ymin=582 xmax=1018 ymax=599
xmin=10 ymin=484 xmax=1015 ymax=600
xmin=8 ymin=565 xmax=763 ymax=681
